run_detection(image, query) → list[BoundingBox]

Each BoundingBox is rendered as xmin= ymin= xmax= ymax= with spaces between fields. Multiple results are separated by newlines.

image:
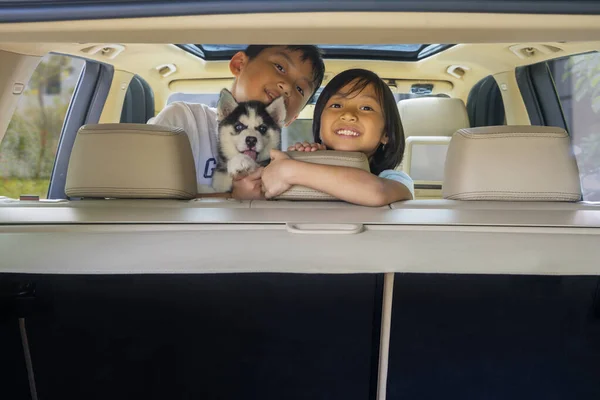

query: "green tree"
xmin=561 ymin=53 xmax=600 ymax=199
xmin=27 ymin=55 xmax=74 ymax=178
xmin=0 ymin=54 xmax=80 ymax=199
xmin=562 ymin=53 xmax=600 ymax=112
xmin=0 ymin=55 xmax=76 ymax=180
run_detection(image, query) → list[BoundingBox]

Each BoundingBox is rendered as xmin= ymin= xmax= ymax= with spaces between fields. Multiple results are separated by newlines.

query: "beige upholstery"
xmin=398 ymin=97 xmax=470 ymax=137
xmin=275 ymin=151 xmax=370 ymax=200
xmin=65 ymin=124 xmax=196 ymax=199
xmin=443 ymin=126 xmax=582 ymax=201
xmin=397 ymin=97 xmax=470 ymax=200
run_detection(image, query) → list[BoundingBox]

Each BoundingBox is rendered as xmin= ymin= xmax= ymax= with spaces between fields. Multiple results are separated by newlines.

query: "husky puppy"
xmin=212 ymin=89 xmax=286 ymax=192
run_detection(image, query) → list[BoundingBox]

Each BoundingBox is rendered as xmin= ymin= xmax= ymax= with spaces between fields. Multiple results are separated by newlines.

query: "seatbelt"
xmin=19 ymin=318 xmax=39 ymax=400
xmin=592 ymin=278 xmax=600 ymax=319
xmin=6 ymin=281 xmax=40 ymax=400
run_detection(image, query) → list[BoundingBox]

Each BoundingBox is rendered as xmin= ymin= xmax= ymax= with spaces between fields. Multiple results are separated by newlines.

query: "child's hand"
xmin=262 ymin=150 xmax=294 ymax=199
xmin=287 ymin=141 xmax=326 ymax=152
xmin=231 ymin=168 xmax=265 ymax=200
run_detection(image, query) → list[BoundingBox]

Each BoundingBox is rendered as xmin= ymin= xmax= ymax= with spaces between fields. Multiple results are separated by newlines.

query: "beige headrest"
xmin=443 ymin=126 xmax=582 ymax=201
xmin=398 ymin=97 xmax=469 ymax=137
xmin=275 ymin=151 xmax=370 ymax=200
xmin=65 ymin=124 xmax=196 ymax=199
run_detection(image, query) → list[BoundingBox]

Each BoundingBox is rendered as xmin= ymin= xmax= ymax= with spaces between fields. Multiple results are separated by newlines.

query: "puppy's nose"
xmin=246 ymin=136 xmax=257 ymax=148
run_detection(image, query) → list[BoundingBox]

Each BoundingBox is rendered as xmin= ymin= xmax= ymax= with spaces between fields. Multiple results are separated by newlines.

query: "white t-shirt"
xmin=149 ymin=101 xmax=219 ymax=193
xmin=379 ymin=170 xmax=415 ymax=199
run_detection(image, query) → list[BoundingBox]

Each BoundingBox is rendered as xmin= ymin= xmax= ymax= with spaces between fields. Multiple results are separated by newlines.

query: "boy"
xmin=150 ymin=45 xmax=325 ymax=199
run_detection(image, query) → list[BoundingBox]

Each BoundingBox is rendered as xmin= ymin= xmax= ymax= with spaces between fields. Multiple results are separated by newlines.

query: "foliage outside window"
xmin=550 ymin=52 xmax=600 ymax=201
xmin=0 ymin=54 xmax=84 ymax=199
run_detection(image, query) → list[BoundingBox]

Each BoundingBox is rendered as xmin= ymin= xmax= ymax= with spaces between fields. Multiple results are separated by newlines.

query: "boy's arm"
xmin=262 ymin=150 xmax=413 ymax=206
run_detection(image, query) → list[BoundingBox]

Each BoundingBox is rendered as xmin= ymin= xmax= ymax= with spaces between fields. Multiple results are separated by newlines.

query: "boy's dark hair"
xmin=312 ymin=68 xmax=405 ymax=175
xmin=244 ymin=45 xmax=325 ymax=104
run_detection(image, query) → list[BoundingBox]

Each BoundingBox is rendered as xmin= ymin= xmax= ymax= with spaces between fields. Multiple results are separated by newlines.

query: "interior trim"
xmin=48 ymin=60 xmax=114 ymax=199
xmin=3 ymin=12 xmax=600 ymax=43
xmin=0 ymin=50 xmax=41 ymax=145
xmin=1 ymin=223 xmax=599 ymax=275
xmin=98 ymin=70 xmax=133 ymax=123
xmin=1 ymin=203 xmax=600 ymax=227
xmin=2 ymin=1 xmax=600 ymax=23
xmin=516 ymin=62 xmax=569 ymax=131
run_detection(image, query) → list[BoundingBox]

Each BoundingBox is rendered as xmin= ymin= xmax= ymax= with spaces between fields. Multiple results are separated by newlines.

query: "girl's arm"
xmin=262 ymin=150 xmax=413 ymax=206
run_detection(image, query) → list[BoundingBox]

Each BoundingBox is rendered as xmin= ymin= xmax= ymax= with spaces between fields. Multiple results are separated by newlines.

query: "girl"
xmin=261 ymin=68 xmax=414 ymax=206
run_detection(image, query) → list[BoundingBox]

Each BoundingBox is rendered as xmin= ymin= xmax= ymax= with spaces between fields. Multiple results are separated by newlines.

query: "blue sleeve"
xmin=378 ymin=170 xmax=415 ymax=199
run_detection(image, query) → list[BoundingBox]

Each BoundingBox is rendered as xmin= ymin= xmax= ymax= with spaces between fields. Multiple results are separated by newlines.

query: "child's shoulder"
xmin=378 ymin=169 xmax=412 ymax=181
xmin=378 ymin=170 xmax=415 ymax=196
xmin=166 ymin=101 xmax=216 ymax=116
xmin=151 ymin=101 xmax=218 ymax=140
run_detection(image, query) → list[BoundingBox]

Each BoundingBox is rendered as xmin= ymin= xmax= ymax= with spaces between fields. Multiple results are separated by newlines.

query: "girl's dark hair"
xmin=312 ymin=69 xmax=405 ymax=175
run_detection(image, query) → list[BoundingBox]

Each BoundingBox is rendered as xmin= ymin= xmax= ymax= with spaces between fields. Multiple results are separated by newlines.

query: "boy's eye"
xmin=275 ymin=63 xmax=285 ymax=73
xmin=234 ymin=123 xmax=246 ymax=133
xmin=361 ymin=106 xmax=374 ymax=111
xmin=296 ymin=86 xmax=305 ymax=97
xmin=257 ymin=125 xmax=268 ymax=135
xmin=329 ymin=103 xmax=341 ymax=108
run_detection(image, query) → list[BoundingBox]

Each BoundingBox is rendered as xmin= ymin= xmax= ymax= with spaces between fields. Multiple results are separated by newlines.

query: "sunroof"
xmin=178 ymin=44 xmax=453 ymax=61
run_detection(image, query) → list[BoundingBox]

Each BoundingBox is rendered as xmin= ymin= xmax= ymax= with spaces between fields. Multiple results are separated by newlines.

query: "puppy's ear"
xmin=217 ymin=89 xmax=238 ymax=121
xmin=266 ymin=96 xmax=286 ymax=127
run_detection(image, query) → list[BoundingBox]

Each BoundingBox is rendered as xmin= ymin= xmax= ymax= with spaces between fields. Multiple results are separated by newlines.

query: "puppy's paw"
xmin=212 ymin=170 xmax=233 ymax=192
xmin=227 ymin=154 xmax=258 ymax=176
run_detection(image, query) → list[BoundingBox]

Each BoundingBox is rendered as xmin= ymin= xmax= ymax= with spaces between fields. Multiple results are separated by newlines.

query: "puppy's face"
xmin=217 ymin=89 xmax=285 ymax=162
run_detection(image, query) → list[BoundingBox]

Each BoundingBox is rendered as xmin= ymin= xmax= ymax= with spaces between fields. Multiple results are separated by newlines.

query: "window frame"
xmin=515 ymin=61 xmax=568 ymax=131
xmin=47 ymin=56 xmax=114 ymax=199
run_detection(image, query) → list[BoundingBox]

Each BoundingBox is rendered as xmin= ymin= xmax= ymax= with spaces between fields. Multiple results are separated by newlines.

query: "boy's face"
xmin=229 ymin=46 xmax=317 ymax=126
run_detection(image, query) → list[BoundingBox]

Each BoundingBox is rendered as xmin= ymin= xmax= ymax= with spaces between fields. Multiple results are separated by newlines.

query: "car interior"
xmin=1 ymin=6 xmax=600 ymax=400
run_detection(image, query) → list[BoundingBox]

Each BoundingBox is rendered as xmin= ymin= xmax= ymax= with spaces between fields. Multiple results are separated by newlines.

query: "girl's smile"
xmin=334 ymin=127 xmax=362 ymax=137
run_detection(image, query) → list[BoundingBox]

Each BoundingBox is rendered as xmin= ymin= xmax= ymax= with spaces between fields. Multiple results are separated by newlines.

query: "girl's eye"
xmin=296 ymin=86 xmax=305 ymax=97
xmin=361 ymin=106 xmax=374 ymax=111
xmin=234 ymin=123 xmax=246 ymax=133
xmin=275 ymin=63 xmax=285 ymax=73
xmin=329 ymin=103 xmax=341 ymax=108
xmin=257 ymin=125 xmax=268 ymax=135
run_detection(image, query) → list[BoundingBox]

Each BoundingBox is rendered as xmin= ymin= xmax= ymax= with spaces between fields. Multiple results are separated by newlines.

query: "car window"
xmin=0 ymin=54 xmax=84 ymax=199
xmin=282 ymin=120 xmax=313 ymax=148
xmin=548 ymin=52 xmax=600 ymax=201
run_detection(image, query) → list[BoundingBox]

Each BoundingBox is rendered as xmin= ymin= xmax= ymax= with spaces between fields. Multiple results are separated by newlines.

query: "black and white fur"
xmin=212 ymin=88 xmax=286 ymax=192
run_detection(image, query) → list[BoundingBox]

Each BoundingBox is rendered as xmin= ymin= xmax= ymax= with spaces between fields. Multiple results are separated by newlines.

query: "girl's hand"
xmin=287 ymin=141 xmax=327 ymax=152
xmin=262 ymin=150 xmax=294 ymax=199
